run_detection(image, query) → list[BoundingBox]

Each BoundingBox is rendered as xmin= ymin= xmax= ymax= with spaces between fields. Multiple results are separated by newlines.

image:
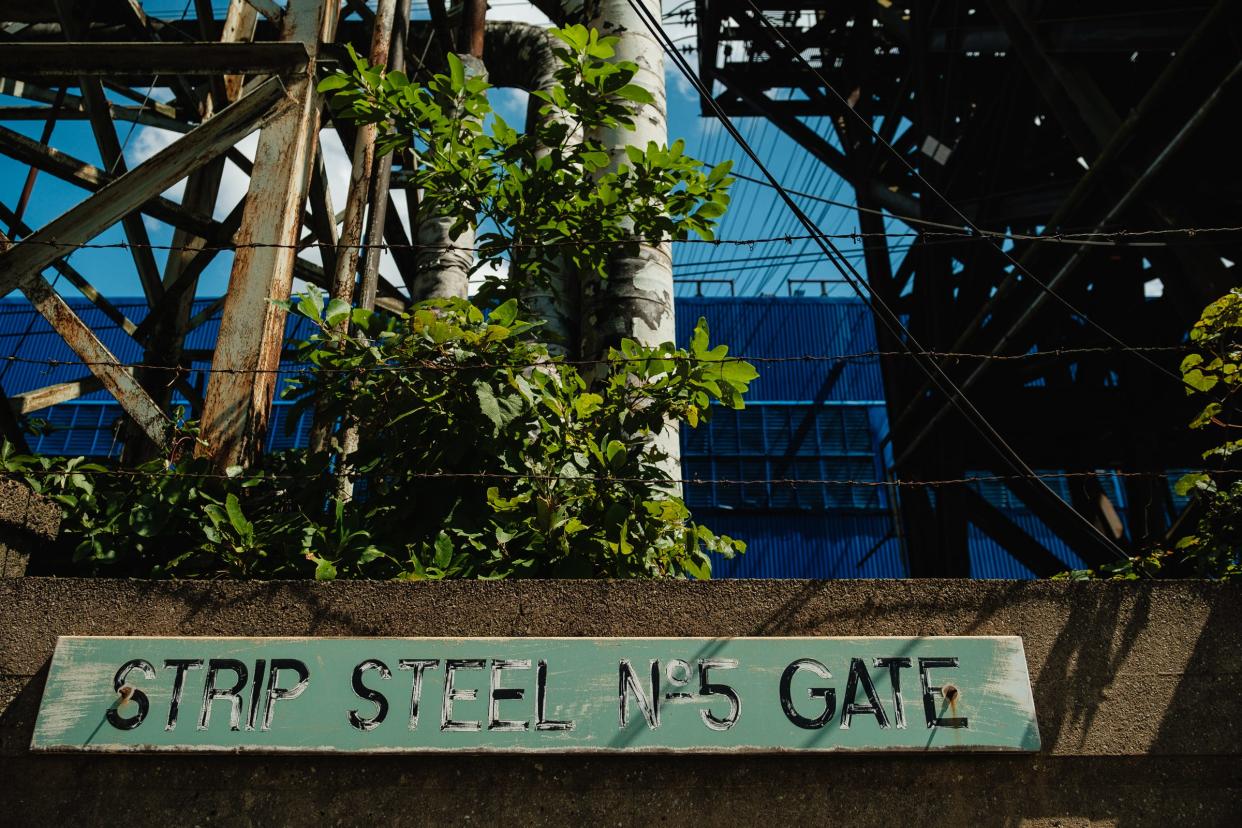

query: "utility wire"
xmin=0 ymin=467 xmax=1221 ymax=488
xmin=622 ymin=0 xmax=1129 ymax=561
xmin=736 ymin=0 xmax=1188 ymax=390
xmin=0 ymin=344 xmax=1191 ymax=374
xmin=3 ymin=224 xmax=1236 ymax=256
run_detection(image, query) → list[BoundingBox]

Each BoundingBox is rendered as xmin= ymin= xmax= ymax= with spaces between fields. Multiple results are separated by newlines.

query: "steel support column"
xmin=199 ymin=0 xmax=337 ymax=471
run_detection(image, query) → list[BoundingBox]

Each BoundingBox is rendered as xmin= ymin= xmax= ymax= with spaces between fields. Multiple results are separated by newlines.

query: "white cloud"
xmin=488 ymin=3 xmax=552 ymax=26
xmin=489 ymin=87 xmax=531 ymax=129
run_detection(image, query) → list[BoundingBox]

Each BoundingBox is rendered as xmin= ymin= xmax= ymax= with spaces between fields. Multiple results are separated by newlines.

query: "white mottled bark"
xmin=583 ymin=0 xmax=680 ymax=479
xmin=411 ymin=54 xmax=486 ymax=301
xmin=510 ymin=25 xmax=578 ymax=357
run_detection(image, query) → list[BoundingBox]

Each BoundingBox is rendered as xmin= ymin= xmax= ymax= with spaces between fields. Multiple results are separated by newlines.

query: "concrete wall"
xmin=0 ymin=479 xmax=59 ymax=577
xmin=1 ymin=578 xmax=1239 ymax=825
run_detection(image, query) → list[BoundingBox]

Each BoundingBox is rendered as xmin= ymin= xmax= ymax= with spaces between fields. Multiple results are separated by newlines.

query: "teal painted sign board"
xmin=32 ymin=636 xmax=1040 ymax=754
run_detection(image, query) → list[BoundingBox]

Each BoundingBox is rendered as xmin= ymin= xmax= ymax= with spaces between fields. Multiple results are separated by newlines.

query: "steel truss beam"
xmin=0 ymin=42 xmax=312 ymax=80
xmin=697 ymin=0 xmax=1242 ymax=573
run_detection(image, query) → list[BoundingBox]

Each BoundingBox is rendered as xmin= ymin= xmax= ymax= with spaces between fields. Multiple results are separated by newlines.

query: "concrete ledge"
xmin=0 ymin=480 xmax=60 ymax=577
xmin=2 ymin=578 xmax=1240 ymax=824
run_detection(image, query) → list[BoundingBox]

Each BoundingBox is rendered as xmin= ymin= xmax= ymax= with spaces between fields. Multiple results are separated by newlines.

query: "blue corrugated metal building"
xmin=0 ymin=296 xmax=1111 ymax=578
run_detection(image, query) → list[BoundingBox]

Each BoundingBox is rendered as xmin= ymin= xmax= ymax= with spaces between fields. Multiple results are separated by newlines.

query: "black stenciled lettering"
xmin=198 ymin=659 xmax=248 ymax=732
xmin=162 ymin=659 xmax=202 ymax=732
xmin=839 ymin=657 xmax=890 ymax=730
xmin=106 ymin=659 xmax=155 ymax=731
xmin=263 ymin=659 xmax=310 ymax=731
xmin=246 ymin=659 xmax=266 ymax=732
xmin=349 ymin=659 xmax=392 ymax=732
xmin=535 ymin=660 xmax=574 ymax=732
xmin=488 ymin=659 xmax=530 ymax=732
xmin=873 ymin=657 xmax=911 ymax=729
xmin=779 ymin=658 xmax=835 ymax=730
xmin=919 ymin=657 xmax=968 ymax=729
xmin=442 ymin=659 xmax=485 ymax=732
xmin=663 ymin=659 xmax=694 ymax=701
xmin=697 ymin=658 xmax=741 ymax=731
xmin=398 ymin=659 xmax=439 ymax=730
xmin=618 ymin=659 xmax=660 ymax=729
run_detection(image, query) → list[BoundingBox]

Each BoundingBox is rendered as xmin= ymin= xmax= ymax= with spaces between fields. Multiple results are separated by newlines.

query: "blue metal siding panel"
xmin=0 ymin=299 xmax=317 ymax=399
xmin=675 ymin=297 xmax=885 ymax=402
xmin=967 ymin=510 xmax=1090 ymax=577
xmin=0 ymin=297 xmax=1099 ymax=581
xmin=699 ymin=512 xmax=906 ymax=578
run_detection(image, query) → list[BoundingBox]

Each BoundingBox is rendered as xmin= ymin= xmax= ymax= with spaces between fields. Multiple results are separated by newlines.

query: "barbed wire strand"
xmin=626 ymin=0 xmax=1133 ymax=561
xmin=0 ymin=344 xmax=1192 ymax=376
xmin=0 ymin=467 xmax=1226 ymax=487
xmin=737 ymin=0 xmax=1187 ymax=395
xmin=5 ymin=224 xmax=1240 ymax=256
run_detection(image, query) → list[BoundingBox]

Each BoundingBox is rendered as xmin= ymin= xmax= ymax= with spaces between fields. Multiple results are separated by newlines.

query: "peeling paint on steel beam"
xmin=9 ymin=374 xmax=107 ymax=416
xmin=198 ymin=0 xmax=337 ymax=471
xmin=17 ymin=276 xmax=168 ymax=449
xmin=0 ymin=42 xmax=311 ymax=80
xmin=0 ymin=76 xmax=288 ymax=299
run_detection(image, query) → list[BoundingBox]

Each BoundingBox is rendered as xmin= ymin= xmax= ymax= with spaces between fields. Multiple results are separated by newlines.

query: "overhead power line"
xmin=736 ymin=0 xmax=1187 ymax=393
xmin=622 ymin=0 xmax=1130 ymax=562
xmin=0 ymin=344 xmax=1191 ymax=373
xmin=0 ymin=467 xmax=1222 ymax=489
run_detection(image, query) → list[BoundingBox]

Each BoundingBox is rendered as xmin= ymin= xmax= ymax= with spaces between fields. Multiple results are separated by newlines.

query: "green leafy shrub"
xmin=0 ymin=25 xmax=753 ymax=580
xmin=2 ymin=294 xmax=753 ymax=579
xmin=1059 ymin=288 xmax=1242 ymax=579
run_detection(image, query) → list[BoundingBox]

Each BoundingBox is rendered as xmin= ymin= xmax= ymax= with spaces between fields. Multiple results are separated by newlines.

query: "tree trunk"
xmin=582 ymin=0 xmax=680 ymax=478
xmin=492 ymin=23 xmax=580 ymax=357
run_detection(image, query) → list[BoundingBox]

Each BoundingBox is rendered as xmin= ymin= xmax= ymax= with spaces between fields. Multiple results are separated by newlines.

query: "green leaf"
xmin=573 ymin=393 xmax=603 ymax=418
xmin=316 ymin=73 xmax=351 ymax=93
xmin=296 ymin=292 xmax=322 ymax=323
xmin=447 ymin=52 xmax=465 ymax=91
xmin=324 ymin=298 xmax=352 ymax=327
xmin=489 ymin=298 xmax=519 ymax=327
xmin=1183 ymin=368 xmax=1218 ymax=393
xmin=433 ymin=532 xmax=453 ymax=568
xmin=475 ymin=381 xmax=504 ymax=432
xmin=224 ymin=494 xmax=253 ymax=539
xmin=313 ymin=557 xmax=338 ymax=580
xmin=605 ymin=440 xmax=627 ymax=470
xmin=615 ymin=84 xmax=655 ymax=104
xmin=1174 ymin=472 xmax=1210 ymax=497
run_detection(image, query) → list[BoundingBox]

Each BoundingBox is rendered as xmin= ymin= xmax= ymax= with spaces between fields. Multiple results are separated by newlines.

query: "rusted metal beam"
xmin=12 ymin=86 xmax=66 ymax=223
xmin=8 ymin=375 xmax=106 ymax=416
xmin=0 ymin=230 xmax=168 ymax=450
xmin=0 ymin=78 xmax=189 ymax=133
xmin=198 ymin=0 xmax=336 ymax=471
xmin=0 ymin=76 xmax=288 ymax=298
xmin=311 ymin=0 xmax=398 ymax=460
xmin=0 ymin=42 xmax=312 ymax=80
xmin=0 ymin=125 xmax=219 ymax=241
xmin=244 ymin=0 xmax=286 ymax=23
xmin=0 ymin=201 xmax=141 ymax=339
xmin=52 ymin=2 xmax=165 ymax=307
xmin=305 ymin=145 xmax=342 ymax=280
xmin=199 ymin=0 xmax=262 ymax=105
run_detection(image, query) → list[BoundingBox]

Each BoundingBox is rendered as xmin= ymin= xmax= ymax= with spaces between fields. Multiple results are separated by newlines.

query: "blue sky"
xmin=0 ymin=1 xmax=875 ymax=303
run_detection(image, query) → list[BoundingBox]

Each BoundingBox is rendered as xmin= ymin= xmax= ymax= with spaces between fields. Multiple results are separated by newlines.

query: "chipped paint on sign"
xmin=32 ymin=636 xmax=1040 ymax=754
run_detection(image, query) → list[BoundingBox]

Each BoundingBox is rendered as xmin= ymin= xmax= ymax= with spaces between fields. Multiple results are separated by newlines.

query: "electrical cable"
xmin=736 ymin=0 xmax=1188 ymax=389
xmin=621 ymin=0 xmax=1130 ymax=560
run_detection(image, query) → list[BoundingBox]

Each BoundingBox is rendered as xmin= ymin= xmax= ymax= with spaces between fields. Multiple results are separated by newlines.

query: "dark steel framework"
xmin=0 ymin=1 xmax=491 ymax=472
xmin=0 ymin=1 xmax=1239 ymax=577
xmin=696 ymin=0 xmax=1242 ymax=574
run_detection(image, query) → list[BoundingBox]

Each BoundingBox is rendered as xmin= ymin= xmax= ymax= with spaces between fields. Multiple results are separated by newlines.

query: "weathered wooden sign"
xmin=32 ymin=636 xmax=1039 ymax=753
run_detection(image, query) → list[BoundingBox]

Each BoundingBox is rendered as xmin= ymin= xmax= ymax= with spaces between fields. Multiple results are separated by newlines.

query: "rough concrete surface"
xmin=0 ymin=479 xmax=60 ymax=577
xmin=1 ymin=578 xmax=1240 ymax=825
